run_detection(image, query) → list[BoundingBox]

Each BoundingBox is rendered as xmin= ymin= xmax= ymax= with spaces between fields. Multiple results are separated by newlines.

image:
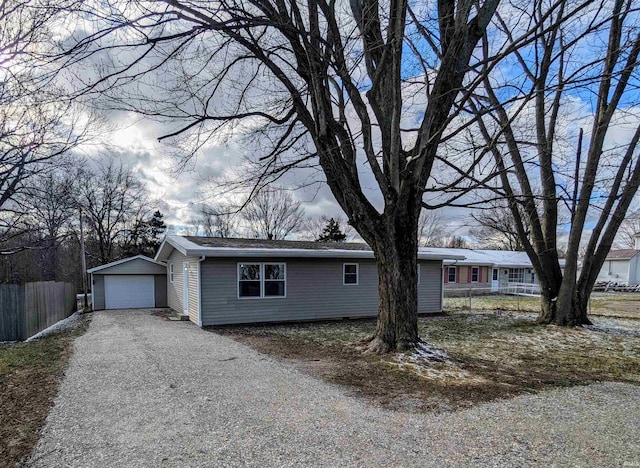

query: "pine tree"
xmin=142 ymin=211 xmax=167 ymax=255
xmin=121 ymin=211 xmax=167 ymax=257
xmin=317 ymin=218 xmax=347 ymax=242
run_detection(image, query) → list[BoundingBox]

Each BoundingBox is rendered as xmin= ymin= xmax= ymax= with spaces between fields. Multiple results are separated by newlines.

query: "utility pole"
xmin=79 ymin=208 xmax=88 ymax=309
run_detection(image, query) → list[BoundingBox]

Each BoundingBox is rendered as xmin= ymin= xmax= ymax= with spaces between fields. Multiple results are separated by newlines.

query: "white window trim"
xmin=343 ymin=263 xmax=359 ymax=285
xmin=471 ymin=266 xmax=479 ymax=283
xmin=237 ymin=262 xmax=287 ymax=299
xmin=169 ymin=263 xmax=174 ymax=283
xmin=448 ymin=266 xmax=457 ymax=283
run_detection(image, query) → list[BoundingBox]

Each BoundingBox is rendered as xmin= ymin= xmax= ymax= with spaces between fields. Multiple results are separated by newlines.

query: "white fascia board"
xmin=153 ymin=239 xmax=173 ymax=262
xmin=87 ymin=255 xmax=165 ymax=273
xmin=181 ymin=246 xmax=465 ymax=261
xmin=155 ymin=235 xmax=195 ymax=261
xmin=443 ymin=259 xmax=494 ymax=266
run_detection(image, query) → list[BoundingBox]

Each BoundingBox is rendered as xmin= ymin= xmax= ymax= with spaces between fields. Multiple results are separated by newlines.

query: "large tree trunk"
xmin=368 ymin=237 xmax=419 ymax=353
xmin=537 ymin=282 xmax=557 ymax=324
xmin=537 ymin=257 xmax=592 ymax=325
xmin=553 ymin=285 xmax=592 ymax=325
xmin=362 ymin=201 xmax=421 ymax=353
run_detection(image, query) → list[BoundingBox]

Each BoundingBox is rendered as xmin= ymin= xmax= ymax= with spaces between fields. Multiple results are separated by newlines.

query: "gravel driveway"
xmin=29 ymin=309 xmax=640 ymax=467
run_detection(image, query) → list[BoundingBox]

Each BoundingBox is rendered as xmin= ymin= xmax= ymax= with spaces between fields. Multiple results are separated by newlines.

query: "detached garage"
xmin=88 ymin=256 xmax=167 ymax=310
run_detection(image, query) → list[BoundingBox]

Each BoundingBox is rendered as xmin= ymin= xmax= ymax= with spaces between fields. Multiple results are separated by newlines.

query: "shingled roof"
xmin=184 ymin=236 xmax=372 ymax=251
xmin=155 ymin=235 xmax=466 ymax=262
xmin=605 ymin=249 xmax=640 ymax=260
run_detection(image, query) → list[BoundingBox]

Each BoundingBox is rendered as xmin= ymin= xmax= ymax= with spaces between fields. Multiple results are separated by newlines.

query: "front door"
xmin=183 ymin=262 xmax=189 ymax=314
xmin=491 ymin=268 xmax=499 ymax=292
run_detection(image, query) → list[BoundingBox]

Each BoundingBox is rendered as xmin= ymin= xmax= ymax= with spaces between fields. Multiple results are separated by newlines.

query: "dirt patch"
xmin=151 ymin=309 xmax=176 ymax=320
xmin=0 ymin=315 xmax=90 ymax=467
xmin=226 ymin=332 xmax=507 ymax=412
xmin=215 ymin=313 xmax=640 ymax=413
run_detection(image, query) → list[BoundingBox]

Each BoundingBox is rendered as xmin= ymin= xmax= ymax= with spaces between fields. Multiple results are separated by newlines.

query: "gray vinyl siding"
xmin=93 ymin=258 xmax=166 ymax=275
xmin=200 ymin=257 xmax=443 ymax=326
xmin=166 ymin=250 xmax=200 ymax=324
xmin=92 ymin=275 xmax=105 ymax=310
xmin=154 ymin=275 xmax=167 ymax=307
xmin=418 ymin=262 xmax=443 ymax=313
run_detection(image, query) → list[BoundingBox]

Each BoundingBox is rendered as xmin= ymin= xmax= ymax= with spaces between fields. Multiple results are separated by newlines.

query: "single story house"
xmin=89 ymin=236 xmax=463 ymax=327
xmin=436 ymin=248 xmax=559 ymax=292
xmin=595 ymin=249 xmax=640 ymax=285
xmin=88 ymin=255 xmax=168 ymax=310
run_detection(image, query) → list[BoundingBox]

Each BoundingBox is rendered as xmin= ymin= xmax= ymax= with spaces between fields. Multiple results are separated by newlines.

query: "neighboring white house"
xmin=596 ymin=250 xmax=640 ymax=285
xmin=595 ymin=233 xmax=640 ymax=286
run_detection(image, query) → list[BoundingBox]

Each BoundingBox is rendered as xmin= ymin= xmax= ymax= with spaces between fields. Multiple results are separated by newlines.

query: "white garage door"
xmin=104 ymin=275 xmax=155 ymax=309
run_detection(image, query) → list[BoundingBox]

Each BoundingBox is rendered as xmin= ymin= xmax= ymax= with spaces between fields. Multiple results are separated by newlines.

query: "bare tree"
xmin=417 ymin=211 xmax=448 ymax=247
xmin=470 ymin=202 xmax=528 ymax=251
xmin=446 ymin=236 xmax=468 ymax=249
xmin=77 ymin=159 xmax=148 ymax=264
xmin=242 ymin=189 xmax=305 ymax=240
xmin=0 ymin=0 xmax=95 ymax=244
xmin=200 ymin=203 xmax=238 ymax=238
xmin=18 ymin=172 xmax=77 ymax=280
xmin=614 ymin=209 xmax=640 ymax=249
xmin=63 ymin=0 xmax=501 ymax=351
xmin=181 ymin=218 xmax=201 ymax=237
xmin=470 ymin=0 xmax=640 ymax=324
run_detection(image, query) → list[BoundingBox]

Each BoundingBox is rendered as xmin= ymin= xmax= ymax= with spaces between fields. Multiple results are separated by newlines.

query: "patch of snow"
xmin=388 ymin=343 xmax=490 ymax=384
xmin=585 ymin=324 xmax=640 ymax=338
xmin=25 ymin=310 xmax=83 ymax=342
xmin=404 ymin=342 xmax=455 ymax=364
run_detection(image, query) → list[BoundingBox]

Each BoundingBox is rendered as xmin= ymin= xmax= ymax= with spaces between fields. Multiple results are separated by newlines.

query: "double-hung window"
xmin=448 ymin=266 xmax=457 ymax=283
xmin=471 ymin=266 xmax=479 ymax=283
xmin=264 ymin=264 xmax=286 ymax=297
xmin=238 ymin=263 xmax=286 ymax=298
xmin=343 ymin=263 xmax=359 ymax=285
xmin=169 ymin=263 xmax=174 ymax=283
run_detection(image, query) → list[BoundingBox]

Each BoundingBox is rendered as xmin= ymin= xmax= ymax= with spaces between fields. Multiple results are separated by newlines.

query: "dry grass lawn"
xmin=217 ymin=311 xmax=640 ymax=412
xmin=0 ymin=316 xmax=89 ymax=467
xmin=445 ymin=292 xmax=640 ymax=319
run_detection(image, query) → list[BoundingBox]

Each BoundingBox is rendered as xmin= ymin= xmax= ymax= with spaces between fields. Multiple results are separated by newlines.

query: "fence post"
xmin=468 ymin=288 xmax=472 ymax=310
xmin=517 ymin=293 xmax=520 ymax=312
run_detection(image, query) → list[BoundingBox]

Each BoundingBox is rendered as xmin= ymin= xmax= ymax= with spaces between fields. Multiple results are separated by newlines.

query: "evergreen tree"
xmin=317 ymin=218 xmax=347 ymax=242
xmin=122 ymin=211 xmax=167 ymax=257
xmin=143 ymin=211 xmax=167 ymax=254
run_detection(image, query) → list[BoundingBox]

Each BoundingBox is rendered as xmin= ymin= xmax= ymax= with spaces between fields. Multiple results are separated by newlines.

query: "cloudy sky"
xmin=65 ymin=0 xmax=639 ymax=245
xmin=99 ymin=108 xmax=482 ymax=239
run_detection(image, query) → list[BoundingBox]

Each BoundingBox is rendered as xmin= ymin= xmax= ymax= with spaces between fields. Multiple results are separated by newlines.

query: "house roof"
xmin=435 ymin=248 xmax=495 ymax=266
xmin=437 ymin=248 xmax=566 ymax=269
xmin=87 ymin=255 xmax=166 ymax=273
xmin=154 ymin=235 xmax=466 ymax=262
xmin=605 ymin=249 xmax=640 ymax=260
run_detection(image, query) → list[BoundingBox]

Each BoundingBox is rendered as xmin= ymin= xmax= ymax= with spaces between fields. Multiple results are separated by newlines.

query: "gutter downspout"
xmin=197 ymin=256 xmax=205 ymax=327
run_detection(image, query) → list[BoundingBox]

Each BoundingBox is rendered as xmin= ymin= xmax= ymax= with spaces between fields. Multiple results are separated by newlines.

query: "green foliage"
xmin=316 ymin=218 xmax=347 ymax=242
xmin=121 ymin=210 xmax=167 ymax=258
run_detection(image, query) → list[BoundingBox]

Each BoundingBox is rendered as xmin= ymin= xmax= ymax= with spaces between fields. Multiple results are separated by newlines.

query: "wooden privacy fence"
xmin=0 ymin=281 xmax=76 ymax=342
